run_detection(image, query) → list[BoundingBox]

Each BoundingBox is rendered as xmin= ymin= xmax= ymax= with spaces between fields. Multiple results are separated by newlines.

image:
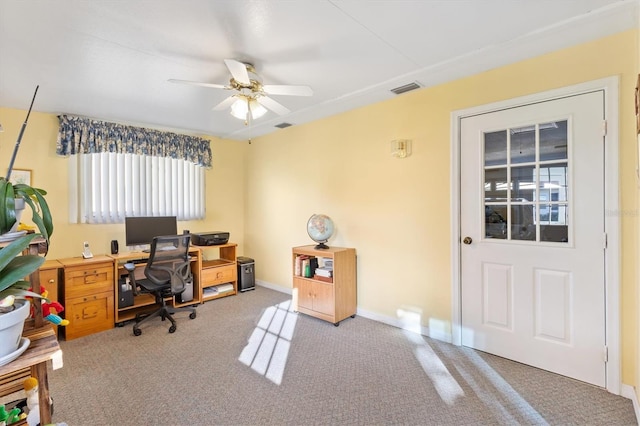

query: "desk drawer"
xmin=201 ymin=263 xmax=236 ymax=286
xmin=62 ymin=290 xmax=114 ymax=340
xmin=64 ymin=262 xmax=113 ymax=299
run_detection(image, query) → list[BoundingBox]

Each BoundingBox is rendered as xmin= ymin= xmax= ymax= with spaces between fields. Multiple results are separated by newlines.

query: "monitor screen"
xmin=124 ymin=216 xmax=178 ymax=247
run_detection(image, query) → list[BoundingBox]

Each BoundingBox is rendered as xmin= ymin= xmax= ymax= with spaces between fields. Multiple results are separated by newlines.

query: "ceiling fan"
xmin=169 ymin=59 xmax=313 ymax=124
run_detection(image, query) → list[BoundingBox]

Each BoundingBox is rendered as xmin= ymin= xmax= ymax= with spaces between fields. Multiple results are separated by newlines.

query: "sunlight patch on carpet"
xmin=453 ymin=345 xmax=546 ymax=424
xmin=399 ymin=307 xmax=465 ymax=405
xmin=238 ymin=299 xmax=297 ymax=385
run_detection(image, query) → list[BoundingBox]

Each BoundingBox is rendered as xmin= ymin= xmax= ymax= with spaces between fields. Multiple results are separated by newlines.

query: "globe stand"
xmin=314 ymin=242 xmax=329 ymax=250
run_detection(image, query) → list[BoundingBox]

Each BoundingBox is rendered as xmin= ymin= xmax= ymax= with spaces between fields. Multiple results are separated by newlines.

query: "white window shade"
xmin=69 ymin=153 xmax=205 ymax=224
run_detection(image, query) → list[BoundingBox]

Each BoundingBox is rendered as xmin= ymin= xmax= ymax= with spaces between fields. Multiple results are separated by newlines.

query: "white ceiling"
xmin=0 ymin=0 xmax=637 ymax=141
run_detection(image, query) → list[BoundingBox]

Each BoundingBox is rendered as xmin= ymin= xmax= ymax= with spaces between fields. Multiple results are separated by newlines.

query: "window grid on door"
xmin=483 ymin=120 xmax=569 ymax=243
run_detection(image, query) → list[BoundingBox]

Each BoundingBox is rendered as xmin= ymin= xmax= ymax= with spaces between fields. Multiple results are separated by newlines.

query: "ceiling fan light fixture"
xmin=230 ymin=97 xmax=249 ymax=120
xmin=249 ymin=98 xmax=267 ymax=119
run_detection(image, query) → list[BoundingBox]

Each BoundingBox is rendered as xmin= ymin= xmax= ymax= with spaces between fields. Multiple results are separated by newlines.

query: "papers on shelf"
xmin=217 ymin=283 xmax=234 ymax=293
xmin=319 ymin=257 xmax=333 ymax=269
xmin=203 ymin=283 xmax=234 ymax=297
xmin=203 ymin=287 xmax=218 ymax=297
xmin=315 ymin=267 xmax=333 ymax=278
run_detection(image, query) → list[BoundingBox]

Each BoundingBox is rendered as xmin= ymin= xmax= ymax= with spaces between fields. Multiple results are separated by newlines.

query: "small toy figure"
xmin=23 ymin=377 xmax=40 ymax=426
xmin=27 ymin=286 xmax=69 ymax=326
xmin=0 ymin=295 xmax=15 ymax=313
xmin=0 ymin=404 xmax=21 ymax=426
xmin=41 ymin=299 xmax=69 ymax=326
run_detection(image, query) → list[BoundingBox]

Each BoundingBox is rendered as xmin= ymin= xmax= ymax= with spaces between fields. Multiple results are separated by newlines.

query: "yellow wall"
xmin=246 ymin=30 xmax=639 ymax=385
xmin=0 ymin=109 xmax=248 ymax=260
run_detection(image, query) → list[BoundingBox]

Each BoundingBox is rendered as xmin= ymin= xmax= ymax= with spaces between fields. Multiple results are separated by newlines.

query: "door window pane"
xmin=539 ymin=164 xmax=568 ymax=203
xmin=485 ymin=168 xmax=508 ymax=199
xmin=511 ymin=166 xmax=536 ymax=202
xmin=510 ymin=126 xmax=536 ymax=164
xmin=511 ymin=204 xmax=536 ymax=241
xmin=541 ymin=205 xmax=569 ymax=242
xmin=485 ymin=205 xmax=507 ymax=239
xmin=484 ymin=130 xmax=507 ymax=166
xmin=539 ymin=120 xmax=568 ymax=162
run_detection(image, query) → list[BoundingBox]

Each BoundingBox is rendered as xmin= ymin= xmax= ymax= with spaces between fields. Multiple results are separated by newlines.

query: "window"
xmin=483 ymin=120 xmax=569 ymax=243
xmin=68 ymin=153 xmax=205 ymax=223
xmin=57 ymin=115 xmax=212 ymax=224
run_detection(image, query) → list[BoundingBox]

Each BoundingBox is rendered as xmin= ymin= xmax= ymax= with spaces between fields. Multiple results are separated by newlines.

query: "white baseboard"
xmin=621 ymin=384 xmax=640 ymax=419
xmin=255 ymin=279 xmax=291 ymax=295
xmin=255 ymin=280 xmax=452 ymax=343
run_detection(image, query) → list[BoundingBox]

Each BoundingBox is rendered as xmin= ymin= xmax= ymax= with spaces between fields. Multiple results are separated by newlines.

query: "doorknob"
xmin=463 ymin=236 xmax=473 ymax=245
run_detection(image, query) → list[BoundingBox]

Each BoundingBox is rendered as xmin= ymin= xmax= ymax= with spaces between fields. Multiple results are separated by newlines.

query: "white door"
xmin=460 ymin=91 xmax=606 ymax=387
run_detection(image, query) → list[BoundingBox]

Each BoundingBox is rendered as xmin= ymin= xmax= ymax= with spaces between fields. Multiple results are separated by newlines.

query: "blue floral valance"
xmin=56 ymin=115 xmax=212 ymax=168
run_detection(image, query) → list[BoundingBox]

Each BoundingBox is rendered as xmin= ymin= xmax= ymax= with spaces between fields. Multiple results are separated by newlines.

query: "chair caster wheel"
xmin=133 ymin=328 xmax=142 ymax=336
xmin=189 ymin=312 xmax=196 ymax=319
xmin=169 ymin=325 xmax=177 ymax=333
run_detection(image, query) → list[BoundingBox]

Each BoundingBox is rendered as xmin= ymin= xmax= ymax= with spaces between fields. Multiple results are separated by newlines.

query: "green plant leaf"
xmin=1 ymin=286 xmax=44 ymax=300
xmin=0 ymin=253 xmax=45 ymax=293
xmin=0 ymin=234 xmax=44 ymax=296
xmin=0 ymin=179 xmax=16 ymax=234
xmin=14 ymin=184 xmax=53 ymax=243
xmin=0 ymin=233 xmax=39 ymax=271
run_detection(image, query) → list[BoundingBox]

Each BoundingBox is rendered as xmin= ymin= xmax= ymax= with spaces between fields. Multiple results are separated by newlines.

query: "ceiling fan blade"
xmin=212 ymin=96 xmax=237 ymax=111
xmin=257 ymin=96 xmax=290 ymax=115
xmin=224 ymin=59 xmax=251 ymax=85
xmin=263 ymin=85 xmax=313 ymax=96
xmin=168 ymin=79 xmax=228 ymax=90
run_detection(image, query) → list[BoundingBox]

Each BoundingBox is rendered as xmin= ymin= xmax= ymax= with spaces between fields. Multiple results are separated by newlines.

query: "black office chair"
xmin=123 ymin=234 xmax=197 ymax=336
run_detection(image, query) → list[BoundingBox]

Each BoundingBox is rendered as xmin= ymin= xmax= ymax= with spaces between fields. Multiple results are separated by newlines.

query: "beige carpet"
xmin=47 ymin=286 xmax=637 ymax=425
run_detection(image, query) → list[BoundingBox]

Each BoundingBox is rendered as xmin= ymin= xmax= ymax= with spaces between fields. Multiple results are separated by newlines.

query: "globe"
xmin=307 ymin=214 xmax=335 ymax=249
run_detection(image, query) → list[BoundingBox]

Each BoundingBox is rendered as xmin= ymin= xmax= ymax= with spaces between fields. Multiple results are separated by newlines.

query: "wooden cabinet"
xmin=199 ymin=243 xmax=238 ymax=302
xmin=58 ymin=256 xmax=115 ymax=340
xmin=110 ymin=248 xmax=202 ymax=325
xmin=292 ymin=245 xmax=356 ymax=326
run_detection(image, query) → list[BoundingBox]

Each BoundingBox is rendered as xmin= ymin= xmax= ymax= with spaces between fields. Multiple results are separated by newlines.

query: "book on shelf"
xmin=294 ymin=255 xmax=305 ymax=276
xmin=313 ymin=274 xmax=333 ymax=283
xmin=299 ymin=256 xmax=318 ymax=278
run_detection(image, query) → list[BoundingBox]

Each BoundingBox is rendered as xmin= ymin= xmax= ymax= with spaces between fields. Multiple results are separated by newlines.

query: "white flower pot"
xmin=0 ymin=300 xmax=30 ymax=358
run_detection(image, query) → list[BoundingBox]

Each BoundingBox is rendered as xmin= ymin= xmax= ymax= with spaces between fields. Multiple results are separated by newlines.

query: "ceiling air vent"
xmin=275 ymin=122 xmax=293 ymax=129
xmin=390 ymin=81 xmax=421 ymax=95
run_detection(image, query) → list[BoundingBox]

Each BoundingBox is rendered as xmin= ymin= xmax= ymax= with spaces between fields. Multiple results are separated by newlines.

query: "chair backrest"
xmin=144 ymin=234 xmax=192 ymax=295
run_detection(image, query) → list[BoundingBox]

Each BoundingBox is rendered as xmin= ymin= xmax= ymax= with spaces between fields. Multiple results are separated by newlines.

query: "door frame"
xmin=450 ymin=76 xmax=620 ymax=394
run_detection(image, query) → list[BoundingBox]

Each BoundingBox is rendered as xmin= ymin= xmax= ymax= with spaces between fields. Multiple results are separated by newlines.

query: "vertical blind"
xmin=57 ymin=115 xmax=211 ymax=223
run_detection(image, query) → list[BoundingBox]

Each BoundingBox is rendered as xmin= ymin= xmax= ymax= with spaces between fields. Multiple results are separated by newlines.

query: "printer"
xmin=190 ymin=231 xmax=230 ymax=246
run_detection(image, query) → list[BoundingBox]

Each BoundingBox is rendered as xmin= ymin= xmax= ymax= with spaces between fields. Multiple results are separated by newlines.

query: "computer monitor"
xmin=124 ymin=216 xmax=178 ymax=249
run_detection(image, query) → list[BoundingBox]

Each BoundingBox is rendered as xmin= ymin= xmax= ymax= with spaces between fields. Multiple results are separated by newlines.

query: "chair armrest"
xmin=123 ymin=262 xmax=139 ymax=296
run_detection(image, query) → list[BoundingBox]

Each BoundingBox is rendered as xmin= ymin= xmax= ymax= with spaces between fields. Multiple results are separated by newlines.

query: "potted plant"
xmin=0 ymin=86 xmax=54 ymax=359
xmin=0 ymin=179 xmax=53 ymax=359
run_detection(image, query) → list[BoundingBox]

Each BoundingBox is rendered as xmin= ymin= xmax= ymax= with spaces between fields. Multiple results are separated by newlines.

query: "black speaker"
xmin=110 ymin=240 xmax=119 ymax=255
